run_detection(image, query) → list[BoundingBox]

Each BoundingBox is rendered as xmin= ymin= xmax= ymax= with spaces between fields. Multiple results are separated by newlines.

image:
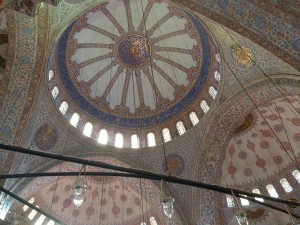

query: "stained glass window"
xmin=83 ymin=122 xmax=93 ymax=137
xmin=70 ymin=113 xmax=80 ymax=127
xmin=189 ymin=111 xmax=199 ymax=126
xmin=266 ymin=184 xmax=279 ymax=198
xmin=28 ymin=206 xmax=39 ymax=220
xmin=59 ymin=101 xmax=68 ymax=115
xmin=209 ymin=86 xmax=217 ymax=99
xmin=214 ymin=70 xmax=221 ymax=82
xmin=200 ymin=100 xmax=210 ymax=114
xmin=150 ymin=217 xmax=158 ymax=225
xmin=48 ymin=69 xmax=54 ymax=80
xmin=115 ymin=133 xmax=124 ymax=148
xmin=98 ymin=129 xmax=108 ymax=145
xmin=292 ymin=170 xmax=300 ymax=183
xmin=162 ymin=128 xmax=171 ymax=143
xmin=35 ymin=215 xmax=46 ymax=225
xmin=226 ymin=194 xmax=234 ymax=207
xmin=252 ymin=189 xmax=264 ymax=202
xmin=280 ymin=178 xmax=293 ymax=192
xmin=131 ymin=134 xmax=140 ymax=149
xmin=51 ymin=86 xmax=59 ymax=99
xmin=147 ymin=132 xmax=156 ymax=147
xmin=176 ymin=121 xmax=186 ymax=135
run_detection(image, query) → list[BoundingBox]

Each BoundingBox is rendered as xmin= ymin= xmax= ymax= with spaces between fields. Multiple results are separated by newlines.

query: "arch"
xmin=115 ymin=133 xmax=124 ymax=148
xmin=59 ymin=101 xmax=68 ymax=115
xmin=176 ymin=121 xmax=186 ymax=135
xmin=51 ymin=86 xmax=59 ymax=99
xmin=189 ymin=111 xmax=199 ymax=126
xmin=98 ymin=129 xmax=108 ymax=145
xmin=28 ymin=206 xmax=39 ymax=220
xmin=226 ymin=194 xmax=234 ymax=207
xmin=131 ymin=134 xmax=140 ymax=149
xmin=35 ymin=215 xmax=46 ymax=225
xmin=70 ymin=113 xmax=80 ymax=127
xmin=280 ymin=178 xmax=293 ymax=193
xmin=48 ymin=69 xmax=54 ymax=80
xmin=266 ymin=184 xmax=279 ymax=198
xmin=214 ymin=70 xmax=221 ymax=82
xmin=252 ymin=189 xmax=264 ymax=202
xmin=83 ymin=122 xmax=93 ymax=137
xmin=162 ymin=128 xmax=172 ymax=143
xmin=147 ymin=133 xmax=156 ymax=147
xmin=292 ymin=170 xmax=300 ymax=183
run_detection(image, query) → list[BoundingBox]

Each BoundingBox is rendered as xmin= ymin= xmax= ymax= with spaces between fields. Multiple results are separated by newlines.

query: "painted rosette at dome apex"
xmin=57 ymin=0 xmax=213 ymax=128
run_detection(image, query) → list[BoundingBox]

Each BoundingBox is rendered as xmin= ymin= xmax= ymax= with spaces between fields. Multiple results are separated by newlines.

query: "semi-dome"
xmin=49 ymin=0 xmax=221 ymax=148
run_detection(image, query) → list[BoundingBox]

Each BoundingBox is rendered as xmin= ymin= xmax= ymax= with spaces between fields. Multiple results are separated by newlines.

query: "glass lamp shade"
xmin=72 ymin=178 xmax=87 ymax=208
xmin=235 ymin=210 xmax=249 ymax=225
xmin=161 ymin=197 xmax=175 ymax=219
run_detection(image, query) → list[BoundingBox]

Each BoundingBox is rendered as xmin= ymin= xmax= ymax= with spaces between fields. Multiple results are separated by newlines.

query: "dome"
xmin=49 ymin=0 xmax=221 ymax=147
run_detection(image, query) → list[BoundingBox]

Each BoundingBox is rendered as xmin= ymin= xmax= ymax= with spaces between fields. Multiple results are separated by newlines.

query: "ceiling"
xmin=0 ymin=0 xmax=300 ymax=225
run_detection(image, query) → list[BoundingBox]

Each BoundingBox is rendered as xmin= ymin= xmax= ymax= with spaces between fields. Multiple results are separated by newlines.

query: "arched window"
xmin=59 ymin=101 xmax=68 ymax=115
xmin=292 ymin=170 xmax=300 ymax=183
xmin=240 ymin=195 xmax=249 ymax=206
xmin=189 ymin=111 xmax=199 ymax=126
xmin=48 ymin=69 xmax=54 ymax=80
xmin=215 ymin=53 xmax=221 ymax=63
xmin=98 ymin=129 xmax=108 ymax=145
xmin=35 ymin=215 xmax=46 ymax=225
xmin=51 ymin=86 xmax=59 ymax=99
xmin=83 ymin=122 xmax=93 ymax=137
xmin=47 ymin=221 xmax=55 ymax=225
xmin=147 ymin=132 xmax=156 ymax=147
xmin=280 ymin=178 xmax=293 ymax=192
xmin=115 ymin=133 xmax=124 ymax=148
xmin=200 ymin=100 xmax=210 ymax=114
xmin=214 ymin=70 xmax=221 ymax=82
xmin=131 ymin=134 xmax=140 ymax=149
xmin=23 ymin=197 xmax=35 ymax=212
xmin=209 ymin=86 xmax=217 ymax=99
xmin=28 ymin=206 xmax=39 ymax=220
xmin=252 ymin=189 xmax=264 ymax=202
xmin=266 ymin=184 xmax=279 ymax=198
xmin=70 ymin=113 xmax=80 ymax=127
xmin=162 ymin=128 xmax=171 ymax=143
xmin=176 ymin=121 xmax=186 ymax=135
xmin=150 ymin=217 xmax=158 ymax=225
xmin=226 ymin=194 xmax=234 ymax=207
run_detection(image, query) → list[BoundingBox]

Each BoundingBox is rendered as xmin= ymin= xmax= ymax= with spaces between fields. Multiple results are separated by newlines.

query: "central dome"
xmin=118 ymin=34 xmax=150 ymax=67
xmin=50 ymin=0 xmax=221 ymax=147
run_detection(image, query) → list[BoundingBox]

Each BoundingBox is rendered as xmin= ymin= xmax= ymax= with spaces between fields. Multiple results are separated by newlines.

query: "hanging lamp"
xmin=72 ymin=166 xmax=87 ymax=208
xmin=231 ymin=191 xmax=249 ymax=225
xmin=160 ymin=180 xmax=175 ymax=219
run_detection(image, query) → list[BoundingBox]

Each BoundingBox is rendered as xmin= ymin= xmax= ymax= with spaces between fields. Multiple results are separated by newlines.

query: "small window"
xmin=28 ymin=206 xmax=39 ymax=220
xmin=280 ymin=178 xmax=293 ymax=193
xmin=292 ymin=170 xmax=300 ymax=183
xmin=176 ymin=121 xmax=186 ymax=135
xmin=98 ymin=129 xmax=108 ymax=145
xmin=266 ymin=184 xmax=279 ymax=198
xmin=70 ymin=113 xmax=80 ymax=127
xmin=83 ymin=122 xmax=93 ymax=137
xmin=131 ymin=134 xmax=140 ymax=149
xmin=23 ymin=197 xmax=35 ymax=212
xmin=162 ymin=128 xmax=171 ymax=143
xmin=252 ymin=189 xmax=264 ymax=202
xmin=200 ymin=100 xmax=210 ymax=114
xmin=214 ymin=71 xmax=221 ymax=82
xmin=115 ymin=133 xmax=124 ymax=148
xmin=189 ymin=111 xmax=199 ymax=126
xmin=48 ymin=69 xmax=54 ymax=80
xmin=150 ymin=217 xmax=158 ymax=225
xmin=35 ymin=215 xmax=46 ymax=225
xmin=215 ymin=53 xmax=221 ymax=63
xmin=47 ymin=221 xmax=55 ymax=225
xmin=51 ymin=86 xmax=59 ymax=99
xmin=226 ymin=194 xmax=234 ymax=207
xmin=59 ymin=101 xmax=68 ymax=115
xmin=209 ymin=86 xmax=217 ymax=99
xmin=240 ymin=195 xmax=249 ymax=206
xmin=147 ymin=132 xmax=156 ymax=147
